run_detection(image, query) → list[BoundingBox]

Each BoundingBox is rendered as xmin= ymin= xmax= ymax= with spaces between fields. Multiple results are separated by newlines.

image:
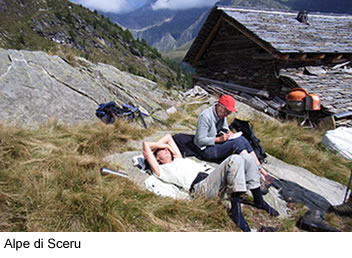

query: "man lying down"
xmin=143 ymin=134 xmax=279 ymax=232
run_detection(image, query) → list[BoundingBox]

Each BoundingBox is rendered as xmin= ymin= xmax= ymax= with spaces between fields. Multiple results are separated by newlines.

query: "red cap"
xmin=218 ymin=95 xmax=236 ymax=112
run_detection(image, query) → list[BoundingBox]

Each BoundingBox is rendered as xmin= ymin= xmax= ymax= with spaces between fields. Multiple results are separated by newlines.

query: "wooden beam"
xmin=294 ymin=54 xmax=307 ymax=61
xmin=331 ymin=54 xmax=344 ymax=63
xmin=194 ymin=76 xmax=270 ymax=98
xmin=276 ymin=53 xmax=328 ymax=62
xmin=311 ymin=54 xmax=326 ymax=60
xmin=252 ymin=53 xmax=276 ymax=60
xmin=275 ymin=53 xmax=290 ymax=61
xmin=279 ymin=54 xmax=308 ymax=61
xmin=193 ymin=17 xmax=223 ymax=65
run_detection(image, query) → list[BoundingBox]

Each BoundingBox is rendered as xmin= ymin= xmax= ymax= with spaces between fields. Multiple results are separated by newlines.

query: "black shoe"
xmin=297 ymin=209 xmax=339 ymax=232
xmin=251 ymin=187 xmax=279 ymax=217
xmin=258 ymin=201 xmax=280 ymax=217
xmin=330 ymin=197 xmax=352 ymax=217
xmin=230 ymin=195 xmax=251 ymax=232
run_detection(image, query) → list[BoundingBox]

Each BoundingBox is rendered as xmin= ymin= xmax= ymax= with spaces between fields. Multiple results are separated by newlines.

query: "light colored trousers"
xmin=193 ymin=153 xmax=260 ymax=198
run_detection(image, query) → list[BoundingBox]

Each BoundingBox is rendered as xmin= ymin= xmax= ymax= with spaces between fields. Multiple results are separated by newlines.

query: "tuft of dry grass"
xmin=0 ymin=120 xmax=240 ymax=232
xmin=0 ymin=120 xmax=151 ymax=231
xmin=1 ymin=112 xmax=352 ymax=232
xmin=166 ymin=109 xmax=198 ymax=129
xmin=251 ymin=118 xmax=352 ymax=185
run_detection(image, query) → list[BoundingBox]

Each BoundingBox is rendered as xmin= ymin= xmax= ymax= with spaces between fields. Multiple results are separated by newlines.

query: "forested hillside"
xmin=0 ymin=0 xmax=191 ymax=88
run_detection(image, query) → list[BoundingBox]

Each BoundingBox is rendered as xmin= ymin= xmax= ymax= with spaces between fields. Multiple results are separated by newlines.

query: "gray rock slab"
xmin=264 ymin=154 xmax=347 ymax=208
xmin=103 ymin=151 xmax=149 ymax=187
xmin=263 ymin=187 xmax=290 ymax=218
xmin=0 ymin=48 xmax=170 ymax=127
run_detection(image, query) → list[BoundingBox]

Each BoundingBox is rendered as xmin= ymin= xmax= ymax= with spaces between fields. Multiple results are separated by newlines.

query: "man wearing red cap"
xmin=194 ymin=94 xmax=271 ymax=180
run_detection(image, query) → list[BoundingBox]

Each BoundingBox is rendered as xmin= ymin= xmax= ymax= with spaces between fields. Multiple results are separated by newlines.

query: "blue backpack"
xmin=95 ymin=101 xmax=147 ymax=128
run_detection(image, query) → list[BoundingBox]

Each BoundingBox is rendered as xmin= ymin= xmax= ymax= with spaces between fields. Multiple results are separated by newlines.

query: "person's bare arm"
xmin=142 ymin=134 xmax=182 ymax=176
xmin=156 ymin=134 xmax=182 ymax=159
xmin=142 ymin=141 xmax=161 ymax=176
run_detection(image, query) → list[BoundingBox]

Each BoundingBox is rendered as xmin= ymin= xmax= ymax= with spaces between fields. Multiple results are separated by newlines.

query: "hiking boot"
xmin=330 ymin=197 xmax=352 ymax=217
xmin=230 ymin=194 xmax=251 ymax=232
xmin=251 ymin=187 xmax=279 ymax=217
xmin=297 ymin=209 xmax=339 ymax=232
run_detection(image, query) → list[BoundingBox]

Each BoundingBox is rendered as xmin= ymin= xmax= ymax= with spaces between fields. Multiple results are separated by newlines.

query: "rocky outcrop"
xmin=264 ymin=154 xmax=346 ymax=211
xmin=0 ymin=48 xmax=176 ymax=127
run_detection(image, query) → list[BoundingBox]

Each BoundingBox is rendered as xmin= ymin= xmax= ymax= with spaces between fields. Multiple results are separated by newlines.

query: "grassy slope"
xmin=1 ymin=109 xmax=352 ymax=232
xmin=0 ymin=120 xmax=239 ymax=231
xmin=252 ymin=118 xmax=352 ymax=184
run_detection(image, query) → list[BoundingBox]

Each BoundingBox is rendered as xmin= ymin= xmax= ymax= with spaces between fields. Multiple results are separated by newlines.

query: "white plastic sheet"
xmin=144 ymin=175 xmax=191 ymax=200
xmin=321 ymin=127 xmax=352 ymax=160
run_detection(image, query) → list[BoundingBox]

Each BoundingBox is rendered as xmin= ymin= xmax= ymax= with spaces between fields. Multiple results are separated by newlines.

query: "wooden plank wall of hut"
xmin=194 ymin=20 xmax=283 ymax=96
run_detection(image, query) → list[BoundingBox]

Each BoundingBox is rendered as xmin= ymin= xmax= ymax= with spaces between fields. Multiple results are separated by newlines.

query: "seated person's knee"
xmin=228 ymin=154 xmax=244 ymax=165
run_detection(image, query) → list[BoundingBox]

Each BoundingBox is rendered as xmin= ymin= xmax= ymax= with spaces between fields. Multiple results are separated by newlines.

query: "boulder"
xmin=264 ymin=154 xmax=346 ymax=211
xmin=0 ymin=48 xmax=170 ymax=127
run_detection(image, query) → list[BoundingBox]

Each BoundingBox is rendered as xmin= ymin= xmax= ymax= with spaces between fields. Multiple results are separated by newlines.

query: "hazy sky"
xmin=70 ymin=0 xmax=220 ymax=13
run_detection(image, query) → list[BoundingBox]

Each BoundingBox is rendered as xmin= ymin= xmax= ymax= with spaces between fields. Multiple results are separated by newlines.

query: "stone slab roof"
xmin=184 ymin=6 xmax=352 ymax=64
xmin=220 ymin=7 xmax=352 ymax=54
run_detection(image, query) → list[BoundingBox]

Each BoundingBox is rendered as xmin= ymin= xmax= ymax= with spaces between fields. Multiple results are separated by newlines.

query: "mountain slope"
xmin=102 ymin=0 xmax=352 ymax=54
xmin=103 ymin=0 xmax=289 ymax=53
xmin=103 ymin=3 xmax=209 ymax=53
xmin=0 ymin=0 xmax=190 ymax=87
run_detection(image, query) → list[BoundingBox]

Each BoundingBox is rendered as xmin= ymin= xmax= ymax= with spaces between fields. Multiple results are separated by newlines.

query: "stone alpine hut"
xmin=184 ymin=6 xmax=352 ymax=127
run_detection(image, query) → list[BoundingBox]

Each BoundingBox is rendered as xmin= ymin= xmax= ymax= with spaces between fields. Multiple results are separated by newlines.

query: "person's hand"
xmin=166 ymin=145 xmax=176 ymax=156
xmin=153 ymin=143 xmax=176 ymax=156
xmin=220 ymin=131 xmax=232 ymax=142
xmin=263 ymin=174 xmax=275 ymax=184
